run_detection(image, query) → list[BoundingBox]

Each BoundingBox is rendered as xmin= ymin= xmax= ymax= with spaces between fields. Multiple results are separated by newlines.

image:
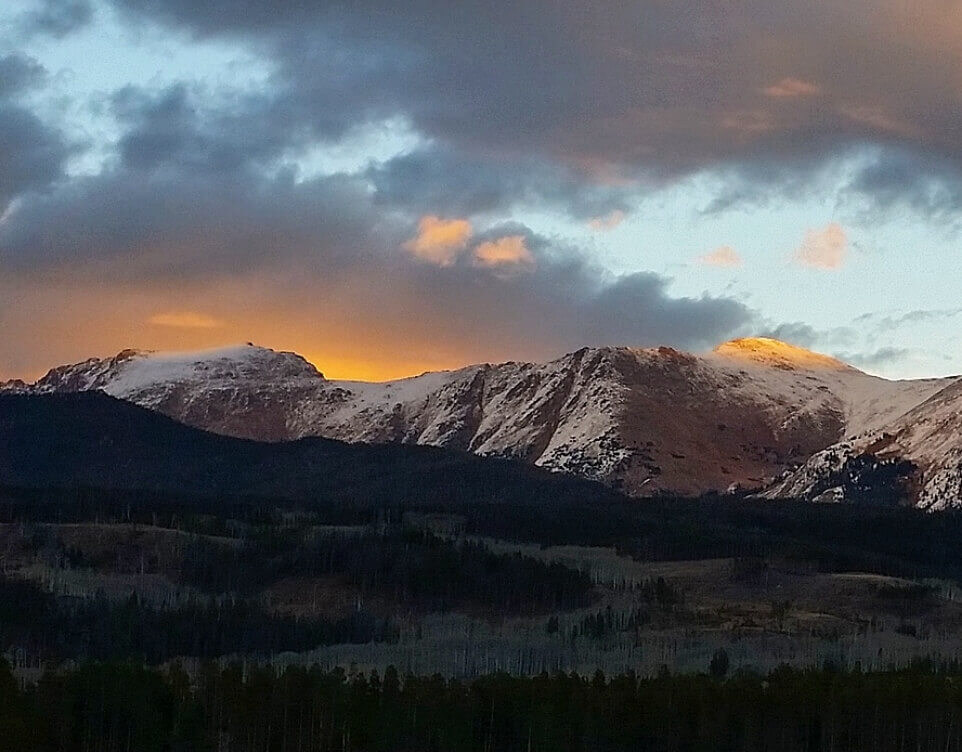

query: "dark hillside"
xmin=0 ymin=392 xmax=618 ymax=508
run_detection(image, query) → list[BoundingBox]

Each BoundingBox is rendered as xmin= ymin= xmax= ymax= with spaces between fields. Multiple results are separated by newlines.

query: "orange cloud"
xmin=763 ymin=78 xmax=821 ymax=98
xmin=403 ymin=215 xmax=473 ymax=266
xmin=697 ymin=246 xmax=742 ymax=268
xmin=473 ymin=236 xmax=534 ymax=270
xmin=794 ymin=223 xmax=847 ymax=270
xmin=588 ymin=210 xmax=626 ymax=231
xmin=148 ymin=311 xmax=225 ymax=329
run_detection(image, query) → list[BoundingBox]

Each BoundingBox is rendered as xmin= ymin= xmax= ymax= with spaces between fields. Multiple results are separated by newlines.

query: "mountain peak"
xmin=712 ymin=337 xmax=856 ymax=372
xmin=106 ymin=344 xmax=326 ymax=385
xmin=16 ymin=343 xmax=326 ymax=397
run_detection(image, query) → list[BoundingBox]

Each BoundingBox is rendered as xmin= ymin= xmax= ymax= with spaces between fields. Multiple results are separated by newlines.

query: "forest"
xmin=3 ymin=484 xmax=962 ymax=678
xmin=0 ymin=524 xmax=595 ymax=665
xmin=6 ymin=394 xmax=962 ymax=745
xmin=7 ymin=659 xmax=962 ymax=751
xmin=5 ymin=482 xmax=962 ymax=582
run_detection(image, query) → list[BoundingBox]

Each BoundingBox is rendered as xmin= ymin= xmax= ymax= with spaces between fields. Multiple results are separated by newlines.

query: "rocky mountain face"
xmin=767 ymin=377 xmax=962 ymax=510
xmin=5 ymin=338 xmax=959 ymax=502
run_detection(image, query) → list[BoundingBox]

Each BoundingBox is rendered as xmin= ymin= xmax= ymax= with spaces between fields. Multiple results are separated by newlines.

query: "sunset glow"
xmin=2 ymin=0 xmax=962 ymax=383
xmin=403 ymin=216 xmax=473 ymax=266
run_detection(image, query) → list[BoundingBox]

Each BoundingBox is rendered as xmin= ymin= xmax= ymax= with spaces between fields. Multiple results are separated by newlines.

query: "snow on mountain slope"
xmin=768 ymin=374 xmax=962 ymax=509
xmin=19 ymin=345 xmax=333 ymax=441
xmin=303 ymin=349 xmax=632 ymax=483
xmin=4 ymin=338 xmax=956 ymax=501
xmin=709 ymin=338 xmax=949 ymax=438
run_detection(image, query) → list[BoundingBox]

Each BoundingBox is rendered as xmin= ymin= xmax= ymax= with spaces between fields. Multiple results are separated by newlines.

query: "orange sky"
xmin=0 ymin=272 xmax=535 ymax=383
xmin=2 ymin=323 xmax=476 ymax=384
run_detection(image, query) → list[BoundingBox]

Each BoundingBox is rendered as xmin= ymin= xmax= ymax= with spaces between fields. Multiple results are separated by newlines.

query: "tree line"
xmin=8 ymin=659 xmax=962 ymax=751
xmin=7 ymin=484 xmax=962 ymax=581
xmin=172 ymin=527 xmax=595 ymax=615
xmin=0 ymin=525 xmax=596 ymax=666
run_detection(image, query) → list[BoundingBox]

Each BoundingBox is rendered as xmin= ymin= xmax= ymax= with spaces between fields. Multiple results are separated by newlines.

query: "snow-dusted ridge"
xmin=4 ymin=339 xmax=960 ymax=505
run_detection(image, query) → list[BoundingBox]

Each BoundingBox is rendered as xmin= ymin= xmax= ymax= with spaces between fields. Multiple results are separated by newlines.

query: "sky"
xmin=2 ymin=1 xmax=962 ymax=382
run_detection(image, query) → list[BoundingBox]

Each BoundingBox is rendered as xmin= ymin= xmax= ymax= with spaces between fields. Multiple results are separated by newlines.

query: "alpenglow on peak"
xmin=712 ymin=337 xmax=856 ymax=372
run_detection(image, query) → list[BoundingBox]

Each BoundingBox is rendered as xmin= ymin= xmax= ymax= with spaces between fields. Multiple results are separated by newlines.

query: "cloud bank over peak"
xmin=2 ymin=0 xmax=961 ymax=379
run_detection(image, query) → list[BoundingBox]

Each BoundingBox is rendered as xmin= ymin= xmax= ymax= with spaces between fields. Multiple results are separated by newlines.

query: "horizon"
xmin=6 ymin=335 xmax=958 ymax=386
xmin=4 ymin=2 xmax=962 ymax=382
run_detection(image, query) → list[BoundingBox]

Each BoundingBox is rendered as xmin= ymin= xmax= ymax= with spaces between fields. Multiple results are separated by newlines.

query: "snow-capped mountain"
xmin=4 ymin=338 xmax=958 ymax=501
xmin=767 ymin=376 xmax=962 ymax=510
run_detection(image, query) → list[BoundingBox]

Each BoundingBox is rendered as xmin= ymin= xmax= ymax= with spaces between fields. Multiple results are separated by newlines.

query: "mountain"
xmin=767 ymin=377 xmax=962 ymax=510
xmin=5 ymin=338 xmax=957 ymax=501
xmin=0 ymin=392 xmax=615 ymax=508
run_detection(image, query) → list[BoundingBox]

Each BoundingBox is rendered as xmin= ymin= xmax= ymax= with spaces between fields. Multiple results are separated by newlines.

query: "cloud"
xmin=697 ymin=246 xmax=742 ymax=268
xmin=1 ymin=252 xmax=761 ymax=382
xmin=576 ymin=273 xmax=754 ymax=350
xmin=148 ymin=311 xmax=225 ymax=329
xmin=839 ymin=147 xmax=962 ymax=223
xmin=0 ymin=55 xmax=47 ymax=97
xmin=840 ymin=346 xmax=914 ymax=369
xmin=8 ymin=0 xmax=962 ymax=227
xmin=367 ymin=146 xmax=634 ymax=220
xmin=0 ymin=143 xmax=759 ymax=380
xmin=0 ymin=106 xmax=68 ymax=210
xmin=763 ymin=78 xmax=821 ymax=98
xmin=761 ymin=321 xmax=859 ymax=352
xmin=403 ymin=216 xmax=473 ymax=266
xmin=98 ymin=0 xmax=962 ymax=219
xmin=15 ymin=2 xmax=959 ymax=378
xmin=110 ymin=83 xmax=298 ymax=175
xmin=762 ymin=322 xmax=820 ymax=348
xmin=17 ymin=0 xmax=93 ymax=39
xmin=588 ymin=210 xmax=626 ymax=231
xmin=839 ymin=106 xmax=919 ymax=140
xmin=0 ymin=56 xmax=69 ymax=212
xmin=473 ymin=235 xmax=534 ymax=270
xmin=793 ymin=223 xmax=847 ymax=270
xmin=0 ymin=167 xmax=384 ymax=277
xmin=851 ymin=308 xmax=962 ymax=349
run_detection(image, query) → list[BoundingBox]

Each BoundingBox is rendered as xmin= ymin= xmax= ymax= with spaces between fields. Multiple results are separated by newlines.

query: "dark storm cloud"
xmin=841 ymin=149 xmax=962 ymax=223
xmin=375 ymin=243 xmax=757 ymax=356
xmin=0 ymin=49 xmax=757 ymax=356
xmin=94 ymin=1 xmax=962 ymax=219
xmin=0 ymin=169 xmax=382 ymax=276
xmin=7 ymin=1 xmax=962 ymax=377
xmin=579 ymin=273 xmax=753 ymax=351
xmin=0 ymin=152 xmax=756 ymax=355
xmin=0 ymin=55 xmax=46 ymax=96
xmin=0 ymin=56 xmax=69 ymax=212
xmin=110 ymin=84 xmax=303 ymax=175
xmin=18 ymin=0 xmax=93 ymax=39
xmin=86 ymin=78 xmax=633 ymax=230
xmin=367 ymin=147 xmax=634 ymax=219
xmin=0 ymin=106 xmax=66 ymax=208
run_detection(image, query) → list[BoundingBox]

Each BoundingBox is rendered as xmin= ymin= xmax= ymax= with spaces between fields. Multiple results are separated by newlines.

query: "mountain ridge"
xmin=0 ymin=391 xmax=615 ymax=508
xmin=4 ymin=339 xmax=959 ymax=503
